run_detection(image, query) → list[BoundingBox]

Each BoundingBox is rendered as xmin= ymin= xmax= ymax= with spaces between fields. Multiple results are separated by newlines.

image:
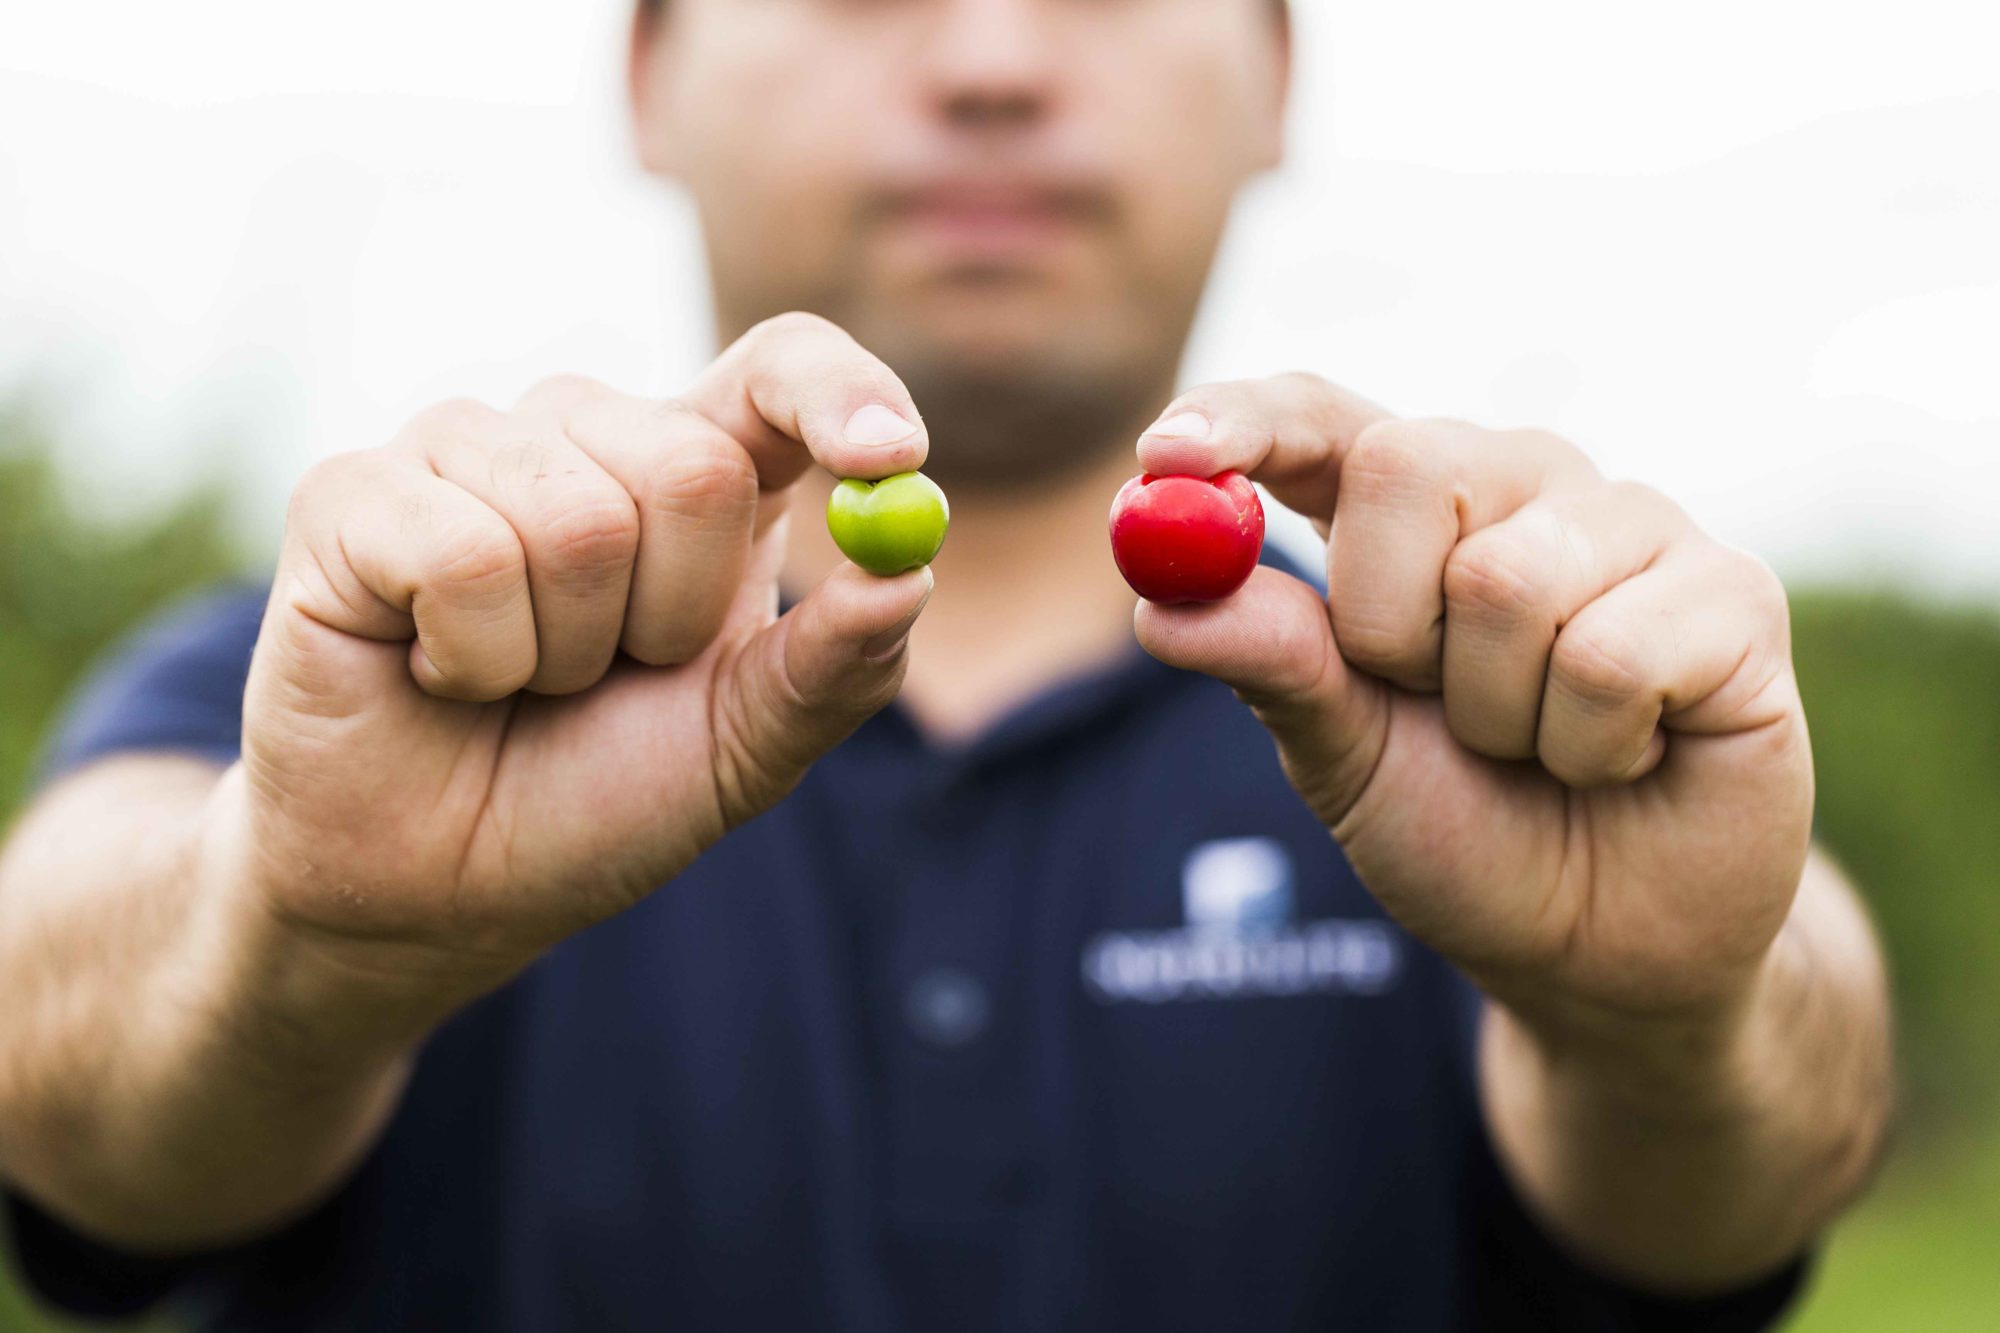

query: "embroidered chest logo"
xmin=1082 ymin=837 xmax=1403 ymax=1004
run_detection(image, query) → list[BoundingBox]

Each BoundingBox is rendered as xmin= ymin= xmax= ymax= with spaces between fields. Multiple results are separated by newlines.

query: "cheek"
xmin=1073 ymin=31 xmax=1270 ymax=273
xmin=669 ymin=28 xmax=884 ymax=267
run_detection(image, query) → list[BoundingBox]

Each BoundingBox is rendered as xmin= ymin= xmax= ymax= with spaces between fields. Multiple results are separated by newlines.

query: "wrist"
xmin=176 ymin=765 xmax=525 ymax=1080
xmin=1478 ymin=857 xmax=1893 ymax=1292
xmin=1482 ymin=946 xmax=1790 ymax=1128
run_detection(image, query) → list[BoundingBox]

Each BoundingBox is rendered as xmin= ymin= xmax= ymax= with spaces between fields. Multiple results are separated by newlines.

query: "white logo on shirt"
xmin=1082 ymin=838 xmax=1402 ymax=1005
xmin=1182 ymin=836 xmax=1294 ymax=934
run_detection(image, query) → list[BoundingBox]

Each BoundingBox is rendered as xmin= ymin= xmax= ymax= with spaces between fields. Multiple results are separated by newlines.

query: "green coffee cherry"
xmin=826 ymin=471 xmax=950 ymax=576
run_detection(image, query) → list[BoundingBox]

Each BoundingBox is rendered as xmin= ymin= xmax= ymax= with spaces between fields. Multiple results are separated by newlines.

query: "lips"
xmin=871 ymin=177 xmax=1113 ymax=260
xmin=887 ymin=181 xmax=1101 ymax=221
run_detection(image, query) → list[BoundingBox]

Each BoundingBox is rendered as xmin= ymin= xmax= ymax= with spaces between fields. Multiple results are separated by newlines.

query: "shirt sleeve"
xmin=31 ymin=580 xmax=267 ymax=784
xmin=3 ymin=579 xmax=272 ymax=1318
xmin=1460 ymin=1117 xmax=1810 ymax=1332
xmin=1452 ymin=976 xmax=1812 ymax=1332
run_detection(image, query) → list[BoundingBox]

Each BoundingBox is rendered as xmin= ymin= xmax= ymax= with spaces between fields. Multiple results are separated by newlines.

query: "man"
xmin=0 ymin=1 xmax=1892 ymax=1329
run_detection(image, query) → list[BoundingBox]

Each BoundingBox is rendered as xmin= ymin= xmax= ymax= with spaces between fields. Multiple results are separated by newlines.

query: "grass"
xmin=1787 ymin=1131 xmax=2000 ymax=1331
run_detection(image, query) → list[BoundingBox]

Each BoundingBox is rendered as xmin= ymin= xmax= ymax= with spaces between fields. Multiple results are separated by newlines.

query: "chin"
xmin=860 ymin=281 xmax=1133 ymax=386
xmin=851 ymin=303 xmax=1165 ymax=488
xmin=903 ymin=284 xmax=1067 ymax=350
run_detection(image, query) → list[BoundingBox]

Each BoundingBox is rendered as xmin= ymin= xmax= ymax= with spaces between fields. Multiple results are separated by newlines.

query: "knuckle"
xmin=520 ymin=373 xmax=608 ymax=410
xmin=1345 ymin=419 xmax=1448 ymax=499
xmin=424 ymin=662 xmax=527 ymax=704
xmin=1551 ymin=620 xmax=1652 ymax=709
xmin=1502 ymin=425 xmax=1593 ymax=478
xmin=1334 ymin=615 xmax=1422 ymax=676
xmin=428 ymin=519 xmax=526 ymax=604
xmin=647 ymin=395 xmax=702 ymax=421
xmin=1499 ymin=424 xmax=1572 ymax=454
xmin=1607 ymin=477 xmax=1677 ymax=517
xmin=1273 ymin=369 xmax=1334 ymax=394
xmin=1733 ymin=548 xmax=1791 ymax=620
xmin=1444 ymin=530 xmax=1557 ymax=623
xmin=288 ymin=452 xmax=359 ymax=514
xmin=287 ymin=450 xmax=398 ymax=535
xmin=483 ymin=437 xmax=558 ymax=491
xmin=751 ymin=309 xmax=840 ymax=349
xmin=405 ymin=396 xmax=499 ymax=443
xmin=641 ymin=428 xmax=760 ymax=519
xmin=533 ymin=488 xmax=642 ymax=578
xmin=1592 ymin=478 xmax=1689 ymax=538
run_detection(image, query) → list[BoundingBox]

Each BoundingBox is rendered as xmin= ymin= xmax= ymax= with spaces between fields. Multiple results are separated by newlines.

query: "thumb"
xmin=1135 ymin=566 xmax=1389 ymax=830
xmin=711 ymin=561 xmax=933 ymax=823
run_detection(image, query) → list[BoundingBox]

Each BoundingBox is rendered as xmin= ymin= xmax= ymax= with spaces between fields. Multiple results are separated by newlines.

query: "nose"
xmin=919 ymin=0 xmax=1058 ymax=132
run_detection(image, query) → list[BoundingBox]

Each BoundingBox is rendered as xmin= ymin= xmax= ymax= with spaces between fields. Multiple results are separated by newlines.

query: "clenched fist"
xmin=226 ymin=313 xmax=934 ymax=967
xmin=1134 ymin=376 xmax=1814 ymax=1031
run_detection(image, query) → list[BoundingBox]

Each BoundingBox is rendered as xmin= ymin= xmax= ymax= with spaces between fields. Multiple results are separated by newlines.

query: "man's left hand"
xmin=1132 ymin=375 xmax=1812 ymax=1038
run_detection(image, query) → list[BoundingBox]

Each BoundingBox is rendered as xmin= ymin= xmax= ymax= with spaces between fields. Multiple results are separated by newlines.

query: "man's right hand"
xmin=0 ymin=314 xmax=935 ymax=1250
xmin=224 ymin=312 xmax=932 ymax=977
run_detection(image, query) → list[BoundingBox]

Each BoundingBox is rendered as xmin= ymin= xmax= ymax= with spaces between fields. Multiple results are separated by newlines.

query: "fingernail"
xmin=1145 ymin=409 xmax=1210 ymax=440
xmin=844 ymin=403 xmax=918 ymax=447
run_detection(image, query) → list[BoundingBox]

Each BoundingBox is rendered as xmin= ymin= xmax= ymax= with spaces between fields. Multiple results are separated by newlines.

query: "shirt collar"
xmin=857 ymin=536 xmax=1322 ymax=774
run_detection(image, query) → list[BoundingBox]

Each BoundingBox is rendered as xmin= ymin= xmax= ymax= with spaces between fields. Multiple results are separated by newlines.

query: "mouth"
xmin=871 ymin=177 xmax=1114 ymax=265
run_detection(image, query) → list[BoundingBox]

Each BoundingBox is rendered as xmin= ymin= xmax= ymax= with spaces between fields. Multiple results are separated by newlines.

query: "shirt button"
xmin=904 ymin=967 xmax=991 ymax=1047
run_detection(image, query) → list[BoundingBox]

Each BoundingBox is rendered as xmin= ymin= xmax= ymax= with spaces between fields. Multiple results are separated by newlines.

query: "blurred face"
xmin=632 ymin=0 xmax=1287 ymax=487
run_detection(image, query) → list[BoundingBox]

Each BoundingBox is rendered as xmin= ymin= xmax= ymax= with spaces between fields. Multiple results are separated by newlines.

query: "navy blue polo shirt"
xmin=3 ymin=563 xmax=1808 ymax=1331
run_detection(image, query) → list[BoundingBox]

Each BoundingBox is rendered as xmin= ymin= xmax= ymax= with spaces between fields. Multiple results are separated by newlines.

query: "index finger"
xmin=1136 ymin=373 xmax=1395 ymax=531
xmin=681 ymin=310 xmax=930 ymax=490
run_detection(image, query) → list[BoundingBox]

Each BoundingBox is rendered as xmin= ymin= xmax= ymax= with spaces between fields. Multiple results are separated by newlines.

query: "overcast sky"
xmin=2 ymin=0 xmax=1995 ymax=592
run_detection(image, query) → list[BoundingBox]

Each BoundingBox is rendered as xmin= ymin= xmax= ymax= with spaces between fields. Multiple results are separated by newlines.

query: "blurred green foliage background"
xmin=0 ymin=398 xmax=1995 ymax=1330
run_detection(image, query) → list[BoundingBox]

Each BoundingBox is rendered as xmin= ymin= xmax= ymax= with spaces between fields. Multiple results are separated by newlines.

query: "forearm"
xmin=1480 ymin=847 xmax=1894 ymax=1294
xmin=0 ymin=759 xmax=500 ymax=1252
